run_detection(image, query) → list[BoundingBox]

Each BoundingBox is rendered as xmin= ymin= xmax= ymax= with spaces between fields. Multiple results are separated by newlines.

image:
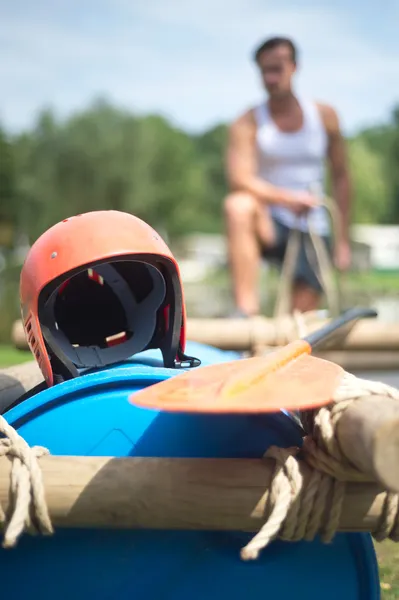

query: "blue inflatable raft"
xmin=1 ymin=341 xmax=380 ymax=599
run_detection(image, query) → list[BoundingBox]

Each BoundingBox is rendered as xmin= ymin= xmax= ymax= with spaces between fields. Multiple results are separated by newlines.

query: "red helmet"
xmin=20 ymin=210 xmax=200 ymax=386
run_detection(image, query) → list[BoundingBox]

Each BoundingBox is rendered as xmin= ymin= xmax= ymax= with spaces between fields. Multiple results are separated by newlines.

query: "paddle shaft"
xmin=303 ymin=307 xmax=378 ymax=350
xmin=129 ymin=307 xmax=378 ymax=416
xmin=287 ymin=307 xmax=378 ymax=433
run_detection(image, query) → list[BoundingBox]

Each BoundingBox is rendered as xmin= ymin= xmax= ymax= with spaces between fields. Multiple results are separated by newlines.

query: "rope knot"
xmin=0 ymin=416 xmax=53 ymax=548
xmin=240 ymin=370 xmax=399 ymax=561
xmin=240 ymin=444 xmax=345 ymax=561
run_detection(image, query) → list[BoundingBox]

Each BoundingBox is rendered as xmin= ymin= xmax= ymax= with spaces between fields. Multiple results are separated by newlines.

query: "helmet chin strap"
xmin=159 ymin=267 xmax=201 ymax=370
xmin=40 ymin=262 xmax=166 ymax=374
xmin=42 ymin=327 xmax=80 ymax=382
xmin=40 ymin=259 xmax=201 ymax=384
xmin=174 ymin=347 xmax=201 ymax=369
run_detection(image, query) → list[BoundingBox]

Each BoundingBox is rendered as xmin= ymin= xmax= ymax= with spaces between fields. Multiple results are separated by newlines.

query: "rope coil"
xmin=240 ymin=373 xmax=399 ymax=560
xmin=0 ymin=416 xmax=53 ymax=548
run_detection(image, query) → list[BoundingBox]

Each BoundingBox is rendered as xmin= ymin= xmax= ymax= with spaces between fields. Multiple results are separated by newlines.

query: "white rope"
xmin=273 ymin=195 xmax=341 ymax=319
xmin=0 ymin=415 xmax=53 ymax=548
xmin=240 ymin=374 xmax=399 ymax=560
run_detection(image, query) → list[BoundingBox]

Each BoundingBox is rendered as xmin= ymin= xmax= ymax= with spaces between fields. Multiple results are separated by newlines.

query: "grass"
xmin=0 ymin=344 xmax=32 ymax=367
xmin=0 ymin=345 xmax=398 ymax=595
xmin=342 ymin=270 xmax=399 ymax=294
xmin=203 ymin=265 xmax=399 ymax=294
xmin=375 ymin=541 xmax=399 ymax=598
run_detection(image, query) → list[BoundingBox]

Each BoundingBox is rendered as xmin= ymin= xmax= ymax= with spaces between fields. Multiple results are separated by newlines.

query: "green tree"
xmin=348 ymin=137 xmax=391 ymax=224
xmin=386 ymin=106 xmax=399 ymax=222
xmin=6 ymin=98 xmax=399 ymax=247
xmin=0 ymin=126 xmax=17 ymax=246
xmin=193 ymin=124 xmax=229 ymax=233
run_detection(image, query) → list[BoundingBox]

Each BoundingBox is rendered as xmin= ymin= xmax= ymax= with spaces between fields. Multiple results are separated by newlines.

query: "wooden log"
xmin=314 ymin=351 xmax=399 ymax=371
xmin=186 ymin=316 xmax=399 ymax=352
xmin=0 ymin=454 xmax=390 ymax=534
xmin=11 ymin=319 xmax=27 ymax=351
xmin=13 ymin=315 xmax=399 ymax=354
xmin=258 ymin=348 xmax=399 ymax=371
xmin=0 ymin=361 xmax=43 ymax=413
xmin=336 ymin=395 xmax=399 ymax=493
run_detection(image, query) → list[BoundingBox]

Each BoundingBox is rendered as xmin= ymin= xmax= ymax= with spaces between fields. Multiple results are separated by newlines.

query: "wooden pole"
xmin=257 ymin=348 xmax=399 ymax=372
xmin=314 ymin=351 xmax=399 ymax=371
xmin=336 ymin=395 xmax=399 ymax=493
xmin=0 ymin=362 xmax=43 ymax=413
xmin=0 ymin=454 xmax=391 ymax=534
xmin=11 ymin=319 xmax=27 ymax=351
xmin=186 ymin=317 xmax=399 ymax=351
xmin=12 ymin=316 xmax=399 ymax=354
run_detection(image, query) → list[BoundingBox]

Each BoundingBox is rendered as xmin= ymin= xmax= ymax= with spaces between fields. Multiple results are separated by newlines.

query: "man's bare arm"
xmin=226 ymin=111 xmax=298 ymax=206
xmin=225 ymin=110 xmax=318 ymax=212
xmin=320 ymin=104 xmax=352 ymax=243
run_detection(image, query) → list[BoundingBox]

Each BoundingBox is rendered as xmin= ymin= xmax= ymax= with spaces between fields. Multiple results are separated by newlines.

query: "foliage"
xmin=347 ymin=137 xmax=391 ymax=224
xmin=1 ymin=99 xmax=398 ymax=247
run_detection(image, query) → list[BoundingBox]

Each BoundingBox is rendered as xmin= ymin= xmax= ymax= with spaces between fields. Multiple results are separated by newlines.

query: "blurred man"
xmin=224 ymin=36 xmax=351 ymax=316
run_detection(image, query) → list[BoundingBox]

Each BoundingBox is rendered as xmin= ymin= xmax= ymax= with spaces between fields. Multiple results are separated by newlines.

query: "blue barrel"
xmin=1 ymin=341 xmax=380 ymax=599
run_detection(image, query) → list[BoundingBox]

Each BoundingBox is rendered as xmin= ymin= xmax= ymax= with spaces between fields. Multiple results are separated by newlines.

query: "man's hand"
xmin=226 ymin=113 xmax=323 ymax=214
xmin=282 ymin=191 xmax=321 ymax=215
xmin=334 ymin=240 xmax=351 ymax=271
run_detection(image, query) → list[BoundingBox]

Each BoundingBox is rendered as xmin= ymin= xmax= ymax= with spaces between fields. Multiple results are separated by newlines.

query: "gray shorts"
xmin=261 ymin=218 xmax=333 ymax=293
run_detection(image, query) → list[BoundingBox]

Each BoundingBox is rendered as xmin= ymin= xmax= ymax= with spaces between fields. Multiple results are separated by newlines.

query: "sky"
xmin=1 ymin=0 xmax=398 ymax=136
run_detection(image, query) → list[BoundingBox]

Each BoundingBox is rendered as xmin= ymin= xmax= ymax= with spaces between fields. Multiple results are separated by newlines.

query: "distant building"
xmin=351 ymin=225 xmax=399 ymax=271
xmin=176 ymin=234 xmax=227 ymax=267
xmin=174 ymin=234 xmax=227 ymax=282
xmin=350 ymin=240 xmax=372 ymax=272
xmin=175 ymin=224 xmax=399 ymax=283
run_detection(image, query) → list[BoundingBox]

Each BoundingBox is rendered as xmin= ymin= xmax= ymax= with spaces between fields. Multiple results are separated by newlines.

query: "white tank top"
xmin=254 ymin=96 xmax=329 ymax=235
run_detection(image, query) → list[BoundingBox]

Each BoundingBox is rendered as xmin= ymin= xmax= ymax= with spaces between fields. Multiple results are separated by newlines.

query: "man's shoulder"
xmin=314 ymin=101 xmax=341 ymax=134
xmin=229 ymin=107 xmax=258 ymax=133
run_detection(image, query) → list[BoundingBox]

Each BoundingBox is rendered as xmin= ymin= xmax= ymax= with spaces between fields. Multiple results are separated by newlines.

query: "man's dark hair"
xmin=253 ymin=37 xmax=297 ymax=64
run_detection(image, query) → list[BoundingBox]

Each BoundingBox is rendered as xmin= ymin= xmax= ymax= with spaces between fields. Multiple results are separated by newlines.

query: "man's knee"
xmin=224 ymin=192 xmax=258 ymax=223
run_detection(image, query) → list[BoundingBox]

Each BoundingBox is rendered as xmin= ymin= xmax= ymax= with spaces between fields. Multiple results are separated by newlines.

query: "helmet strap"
xmin=42 ymin=325 xmax=80 ymax=382
xmin=159 ymin=267 xmax=201 ymax=370
xmin=174 ymin=345 xmax=201 ymax=369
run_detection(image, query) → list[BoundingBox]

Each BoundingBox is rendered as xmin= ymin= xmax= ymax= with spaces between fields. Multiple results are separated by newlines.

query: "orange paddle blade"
xmin=129 ymin=343 xmax=344 ymax=414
